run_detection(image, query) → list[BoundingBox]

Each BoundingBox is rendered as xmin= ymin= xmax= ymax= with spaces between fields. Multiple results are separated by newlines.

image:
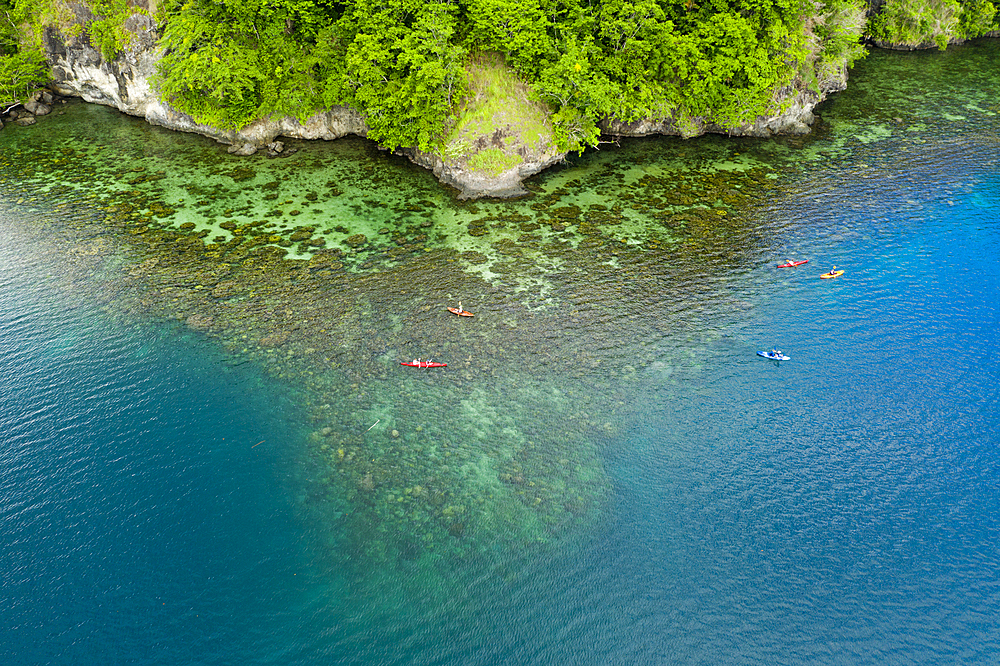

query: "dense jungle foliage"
xmin=869 ymin=0 xmax=997 ymax=48
xmin=3 ymin=0 xmax=998 ymax=151
xmin=0 ymin=0 xmax=48 ymax=104
xmin=151 ymin=0 xmax=872 ymax=152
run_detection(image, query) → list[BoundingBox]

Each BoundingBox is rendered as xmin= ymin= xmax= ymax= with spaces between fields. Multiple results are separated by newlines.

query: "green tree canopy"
xmin=1 ymin=0 xmax=49 ymax=105
xmin=8 ymin=0 xmax=912 ymax=152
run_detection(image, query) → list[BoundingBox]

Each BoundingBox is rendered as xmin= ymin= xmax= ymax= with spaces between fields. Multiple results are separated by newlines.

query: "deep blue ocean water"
xmin=589 ymin=146 xmax=1000 ymax=663
xmin=0 ymin=228 xmax=332 ymax=664
xmin=3 ymin=43 xmax=1000 ymax=665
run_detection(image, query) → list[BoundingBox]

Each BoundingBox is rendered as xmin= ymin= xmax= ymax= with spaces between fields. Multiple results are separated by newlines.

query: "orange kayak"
xmin=448 ymin=307 xmax=474 ymax=317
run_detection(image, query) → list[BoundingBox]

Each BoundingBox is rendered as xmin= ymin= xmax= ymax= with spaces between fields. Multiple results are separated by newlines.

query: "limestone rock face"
xmin=43 ymin=18 xmax=367 ymax=150
xmin=404 ymin=148 xmax=567 ymax=200
xmin=44 ymin=16 xmax=160 ymax=117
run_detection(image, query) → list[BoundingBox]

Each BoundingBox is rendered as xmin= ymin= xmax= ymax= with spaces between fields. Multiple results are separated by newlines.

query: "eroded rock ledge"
xmin=403 ymin=148 xmax=568 ymax=200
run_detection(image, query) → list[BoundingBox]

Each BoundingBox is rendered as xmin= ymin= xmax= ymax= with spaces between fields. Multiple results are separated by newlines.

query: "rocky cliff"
xmin=37 ymin=14 xmax=848 ymax=199
xmin=42 ymin=13 xmax=368 ymax=154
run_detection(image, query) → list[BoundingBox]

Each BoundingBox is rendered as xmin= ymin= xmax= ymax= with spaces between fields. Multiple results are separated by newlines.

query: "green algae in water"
xmin=0 ymin=100 xmax=789 ymax=295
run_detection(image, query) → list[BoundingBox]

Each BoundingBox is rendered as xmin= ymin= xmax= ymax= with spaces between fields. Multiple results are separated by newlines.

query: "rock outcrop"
xmin=0 ymin=89 xmax=56 ymax=129
xmin=37 ymin=13 xmax=844 ymax=198
xmin=404 ymin=147 xmax=568 ymax=200
xmin=600 ymin=59 xmax=851 ymax=139
xmin=601 ymin=88 xmax=823 ymax=139
xmin=43 ymin=16 xmax=368 ymax=154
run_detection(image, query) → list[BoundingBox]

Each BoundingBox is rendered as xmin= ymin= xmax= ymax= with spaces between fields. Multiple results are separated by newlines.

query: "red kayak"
xmin=447 ymin=302 xmax=474 ymax=317
xmin=401 ymin=360 xmax=447 ymax=368
xmin=777 ymin=259 xmax=809 ymax=268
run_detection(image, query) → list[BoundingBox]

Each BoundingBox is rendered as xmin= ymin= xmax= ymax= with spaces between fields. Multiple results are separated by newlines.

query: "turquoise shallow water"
xmin=2 ymin=40 xmax=1000 ymax=664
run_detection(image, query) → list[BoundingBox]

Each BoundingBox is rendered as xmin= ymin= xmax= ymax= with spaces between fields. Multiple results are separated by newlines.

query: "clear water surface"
xmin=1 ymin=40 xmax=998 ymax=664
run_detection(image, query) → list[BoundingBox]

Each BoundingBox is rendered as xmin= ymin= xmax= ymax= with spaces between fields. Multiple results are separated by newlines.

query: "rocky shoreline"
xmin=0 ymin=7 xmax=862 ymax=199
xmin=22 ymin=11 xmax=992 ymax=197
xmin=1 ymin=89 xmax=57 ymax=128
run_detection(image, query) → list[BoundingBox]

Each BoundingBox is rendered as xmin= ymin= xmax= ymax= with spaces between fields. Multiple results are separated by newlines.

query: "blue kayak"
xmin=757 ymin=350 xmax=790 ymax=361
